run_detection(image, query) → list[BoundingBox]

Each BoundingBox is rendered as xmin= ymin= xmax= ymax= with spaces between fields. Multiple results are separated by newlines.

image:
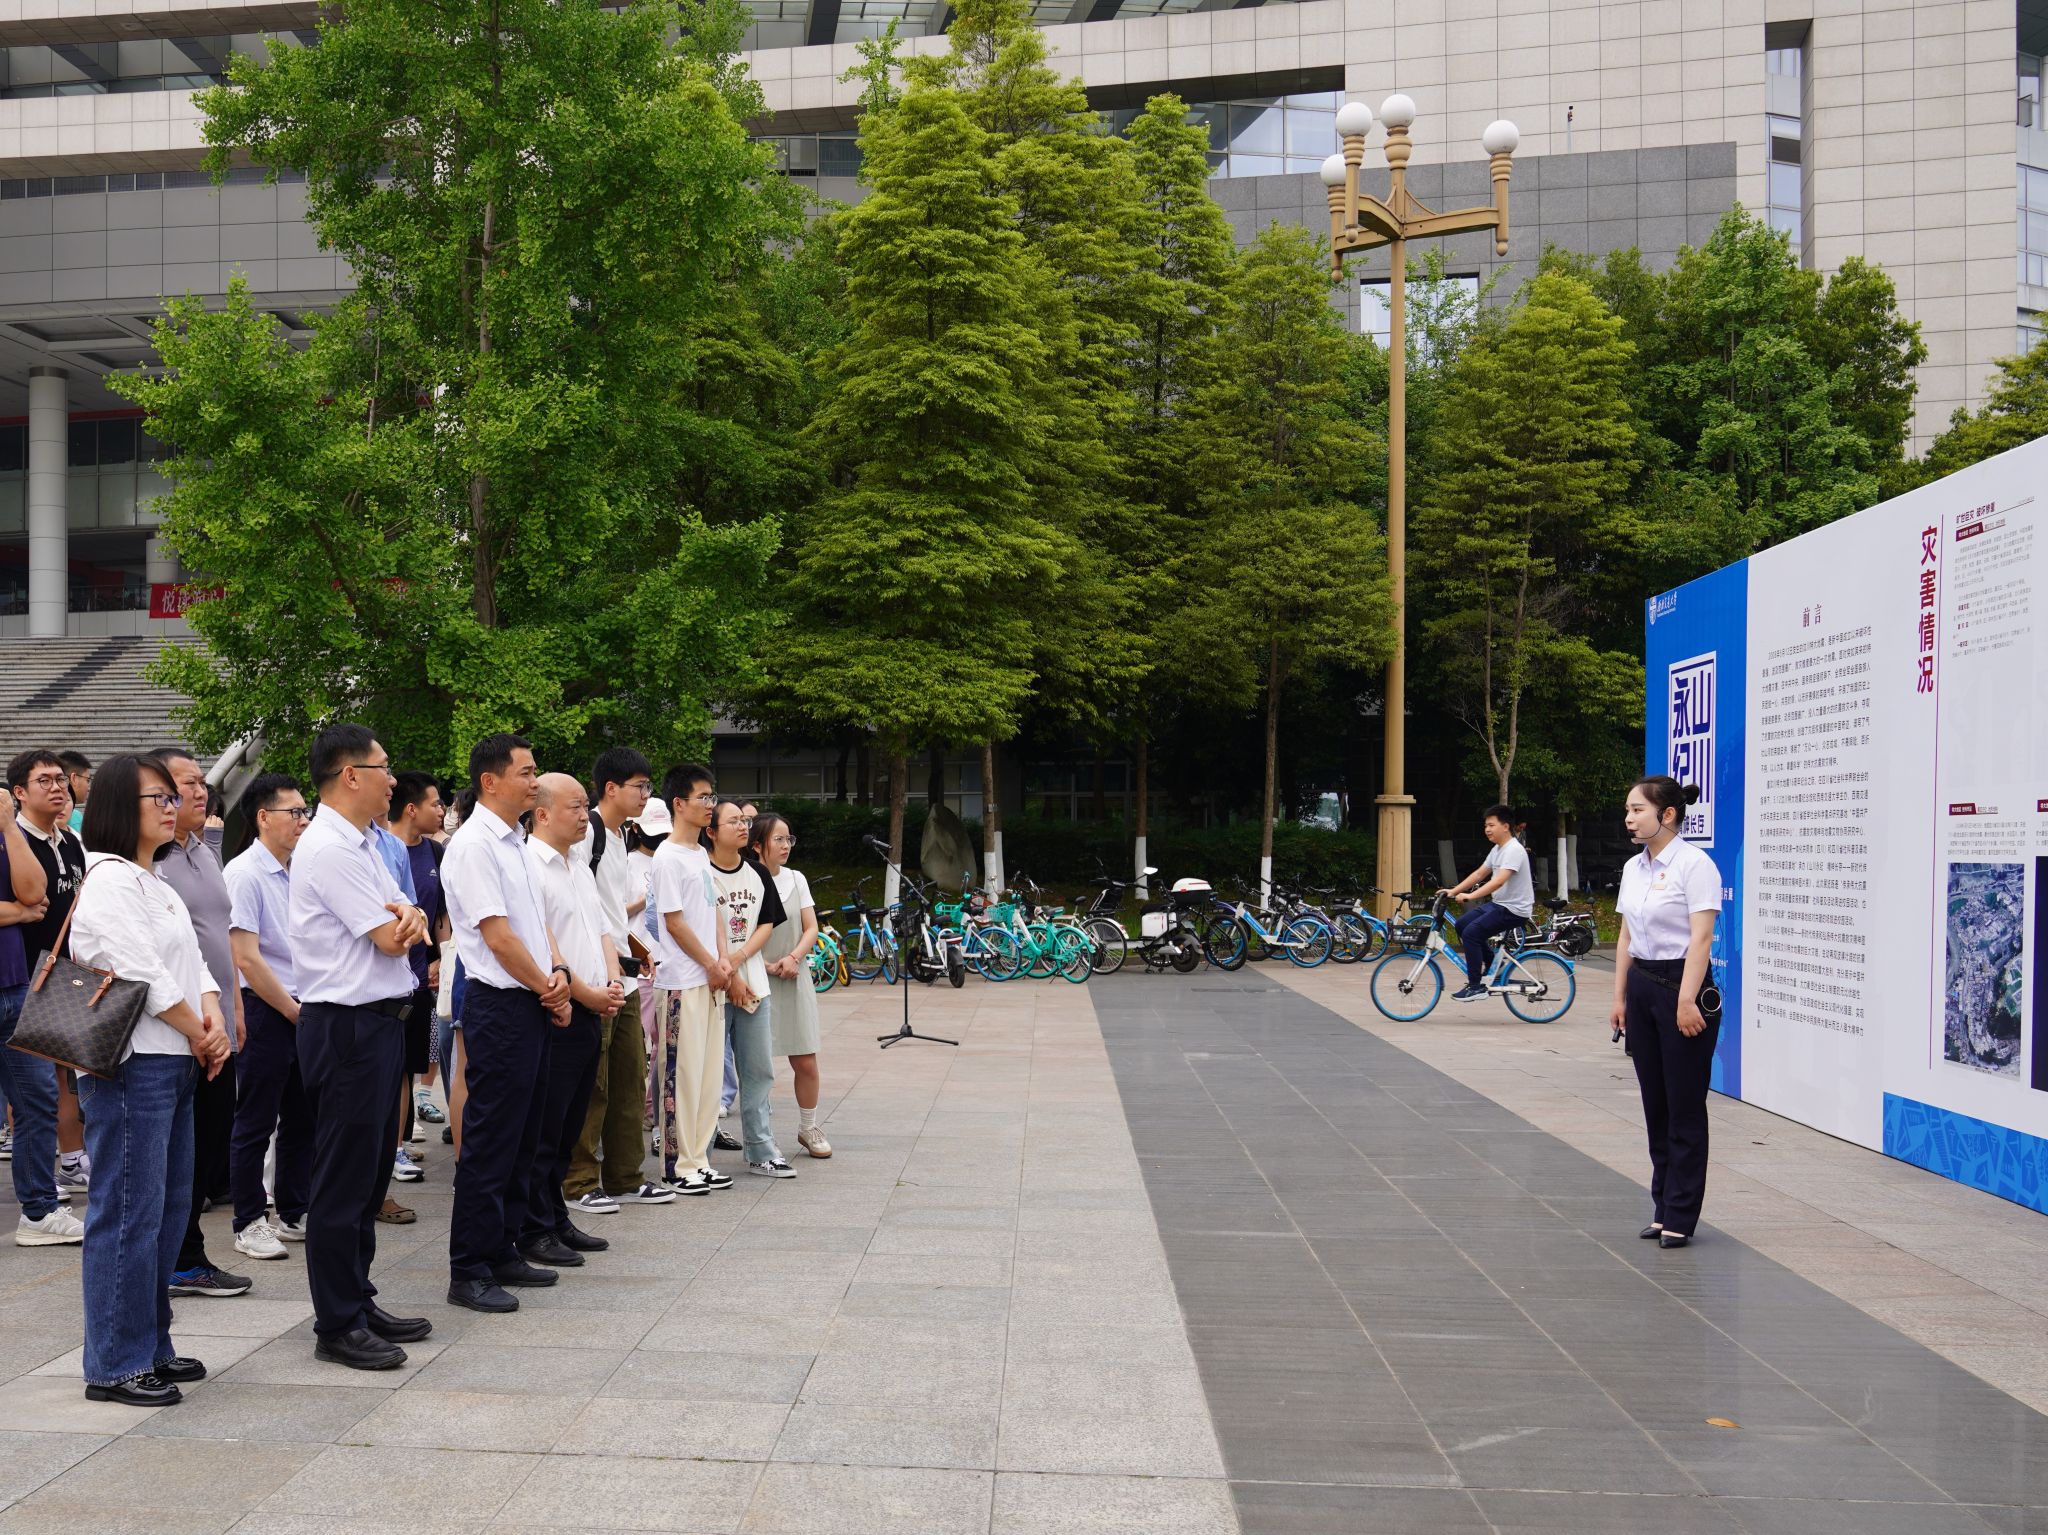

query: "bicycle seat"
xmin=1542 ymin=896 xmax=1569 ymax=911
xmin=1392 ymin=890 xmax=1417 ymax=902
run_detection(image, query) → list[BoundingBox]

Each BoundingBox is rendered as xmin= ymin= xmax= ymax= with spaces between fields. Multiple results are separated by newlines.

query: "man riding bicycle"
xmin=1444 ymin=804 xmax=1535 ymax=1002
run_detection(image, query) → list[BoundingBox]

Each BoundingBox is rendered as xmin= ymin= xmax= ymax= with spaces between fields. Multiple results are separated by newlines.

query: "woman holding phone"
xmin=1612 ymin=775 xmax=1723 ymax=1250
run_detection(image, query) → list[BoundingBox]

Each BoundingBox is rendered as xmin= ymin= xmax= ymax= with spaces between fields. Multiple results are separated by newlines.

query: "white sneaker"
xmin=391 ymin=1149 xmax=423 ymax=1183
xmin=573 ymin=1191 xmax=621 ymax=1216
xmin=665 ymin=1171 xmax=712 ymax=1196
xmin=617 ymin=1182 xmax=676 ymax=1205
xmin=796 ymin=1124 xmax=833 ymax=1159
xmin=16 ymin=1208 xmax=84 ymax=1246
xmin=747 ymin=1157 xmax=797 ymax=1179
xmin=56 ymin=1158 xmax=89 ymax=1194
xmin=273 ymin=1216 xmax=307 ymax=1242
xmin=234 ymin=1219 xmax=287 ymax=1260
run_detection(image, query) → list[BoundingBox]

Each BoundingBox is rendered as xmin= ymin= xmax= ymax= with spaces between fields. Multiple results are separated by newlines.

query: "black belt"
xmin=358 ymin=994 xmax=415 ymax=1019
xmin=1634 ymin=958 xmax=1687 ymax=978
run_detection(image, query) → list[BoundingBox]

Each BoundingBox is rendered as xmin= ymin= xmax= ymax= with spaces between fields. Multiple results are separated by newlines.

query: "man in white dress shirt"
xmin=441 ymin=733 xmax=571 ymax=1314
xmin=521 ymin=774 xmax=625 ymax=1266
xmin=289 ymin=724 xmax=433 ymax=1371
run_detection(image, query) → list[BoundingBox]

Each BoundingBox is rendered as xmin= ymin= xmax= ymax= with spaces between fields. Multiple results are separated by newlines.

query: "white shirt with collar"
xmin=225 ymin=840 xmax=297 ymax=998
xmin=443 ymin=802 xmax=552 ymax=992
xmin=574 ymin=815 xmax=637 ymax=953
xmin=68 ymin=851 xmax=220 ymax=1059
xmin=528 ymin=836 xmax=612 ymax=990
xmin=288 ymin=803 xmax=418 ymax=1006
xmin=1617 ymin=836 xmax=1722 ymax=961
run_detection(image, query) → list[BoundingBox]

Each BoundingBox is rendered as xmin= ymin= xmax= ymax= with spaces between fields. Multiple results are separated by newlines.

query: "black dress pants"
xmin=450 ymin=982 xmax=551 ymax=1282
xmin=175 ymin=1048 xmax=235 ymax=1271
xmin=230 ymin=990 xmax=312 ymax=1233
xmin=522 ymin=1005 xmax=600 ymax=1247
xmin=297 ymin=1000 xmax=406 ymax=1338
xmin=1625 ymin=963 xmax=1720 ymax=1238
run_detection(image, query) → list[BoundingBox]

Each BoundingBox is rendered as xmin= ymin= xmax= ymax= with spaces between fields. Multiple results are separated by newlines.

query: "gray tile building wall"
xmin=0 ymin=178 xmax=346 ymax=306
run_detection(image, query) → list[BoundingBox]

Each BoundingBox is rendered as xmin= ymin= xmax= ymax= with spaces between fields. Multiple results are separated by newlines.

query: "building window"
xmin=0 ymin=33 xmax=314 ymax=100
xmin=2021 ymin=166 xmax=2048 ymax=292
xmin=1102 ymin=91 xmax=1339 ymax=180
xmin=1358 ymin=275 xmax=1479 ymax=352
xmin=2022 ymin=51 xmax=2042 ymax=131
xmin=1765 ymin=111 xmax=1802 ymax=249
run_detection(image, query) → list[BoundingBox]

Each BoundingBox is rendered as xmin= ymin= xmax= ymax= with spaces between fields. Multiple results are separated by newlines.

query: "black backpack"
xmin=587 ymin=810 xmax=607 ymax=873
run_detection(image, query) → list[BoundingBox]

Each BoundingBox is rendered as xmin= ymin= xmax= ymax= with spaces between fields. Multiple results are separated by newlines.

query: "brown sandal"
xmin=377 ymin=1198 xmax=416 ymax=1225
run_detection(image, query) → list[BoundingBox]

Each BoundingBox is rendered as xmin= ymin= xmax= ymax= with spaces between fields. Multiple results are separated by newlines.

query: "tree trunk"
xmin=927 ymin=747 xmax=946 ymax=809
xmin=981 ymin=741 xmax=1003 ymax=895
xmin=469 ymin=186 xmax=499 ymax=629
xmin=885 ymin=748 xmax=908 ymax=907
xmin=833 ymin=738 xmax=851 ymax=803
xmin=1261 ymin=634 xmax=1281 ymax=906
xmin=857 ymin=740 xmax=873 ymax=807
xmin=1133 ymin=735 xmax=1150 ymax=899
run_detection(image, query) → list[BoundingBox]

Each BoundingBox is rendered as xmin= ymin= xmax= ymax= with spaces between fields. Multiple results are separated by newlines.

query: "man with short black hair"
xmin=385 ymin=772 xmax=449 ymax=1205
xmin=1446 ymin=803 xmax=1536 ymax=1003
xmin=0 ymin=749 xmax=72 ymax=1248
xmin=9 ymin=749 xmax=89 ymax=1210
xmin=565 ymin=748 xmax=671 ymax=1214
xmin=650 ymin=763 xmax=730 ymax=1194
xmin=56 ymin=751 xmax=89 ymax=833
xmin=291 ymin=723 xmax=434 ymax=1369
xmin=442 ymin=733 xmax=571 ymax=1314
xmin=153 ymin=746 xmax=252 ymax=1298
xmin=225 ymin=772 xmax=312 ymax=1262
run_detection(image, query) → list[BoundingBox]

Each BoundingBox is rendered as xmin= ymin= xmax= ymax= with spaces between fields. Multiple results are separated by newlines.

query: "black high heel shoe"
xmin=1658 ymin=1232 xmax=1691 ymax=1249
xmin=1638 ymin=1225 xmax=1663 ymax=1240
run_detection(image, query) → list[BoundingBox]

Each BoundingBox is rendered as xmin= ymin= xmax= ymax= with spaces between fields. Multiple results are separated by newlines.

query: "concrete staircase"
xmin=0 ymin=637 xmax=208 ymax=770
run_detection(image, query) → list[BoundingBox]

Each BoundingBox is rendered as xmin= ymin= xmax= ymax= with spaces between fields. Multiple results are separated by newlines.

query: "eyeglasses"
xmin=624 ymin=780 xmax=653 ymax=793
xmin=26 ymin=774 xmax=66 ymax=790
xmin=687 ymin=793 xmax=716 ymax=805
xmin=139 ymin=792 xmax=183 ymax=810
xmin=318 ymin=758 xmax=396 ymax=783
xmin=261 ymin=805 xmax=314 ymax=822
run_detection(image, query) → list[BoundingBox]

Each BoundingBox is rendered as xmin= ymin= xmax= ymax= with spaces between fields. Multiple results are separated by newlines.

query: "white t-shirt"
xmin=709 ymin=857 xmax=774 ymax=1000
xmin=650 ymin=840 xmax=717 ymax=991
xmin=1484 ymin=837 xmax=1534 ymax=918
xmin=772 ymin=867 xmax=814 ymax=921
xmin=1618 ymin=837 xmax=1722 ymax=960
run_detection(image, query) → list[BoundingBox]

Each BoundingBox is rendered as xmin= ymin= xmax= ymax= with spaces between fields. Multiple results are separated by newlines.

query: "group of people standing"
xmin=0 ymin=729 xmax=831 ymax=1406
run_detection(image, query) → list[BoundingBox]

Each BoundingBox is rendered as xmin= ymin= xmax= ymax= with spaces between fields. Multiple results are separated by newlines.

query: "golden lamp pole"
xmin=1319 ymin=97 xmax=1519 ymax=916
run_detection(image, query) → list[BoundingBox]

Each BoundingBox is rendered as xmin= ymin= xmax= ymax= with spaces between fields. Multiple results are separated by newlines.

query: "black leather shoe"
xmin=153 ymin=1355 xmax=207 ymax=1383
xmin=1658 ymin=1232 xmax=1692 ymax=1249
xmin=558 ymin=1222 xmax=609 ymax=1254
xmin=518 ymin=1235 xmax=584 ymax=1269
xmin=1639 ymin=1225 xmax=1664 ymax=1240
xmin=366 ymin=1303 xmax=433 ymax=1343
xmin=86 ymin=1371 xmax=181 ymax=1406
xmin=447 ymin=1278 xmax=519 ymax=1313
xmin=491 ymin=1257 xmax=558 ymax=1288
xmin=712 ymin=1128 xmax=742 ymax=1152
xmin=314 ymin=1327 xmax=407 ymax=1371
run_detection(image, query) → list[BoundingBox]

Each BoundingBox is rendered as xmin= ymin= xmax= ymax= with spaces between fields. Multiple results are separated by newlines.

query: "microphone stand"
xmin=866 ymin=841 xmax=958 ymax=1050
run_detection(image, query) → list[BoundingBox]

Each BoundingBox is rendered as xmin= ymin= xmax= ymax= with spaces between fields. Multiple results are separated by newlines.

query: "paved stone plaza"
xmin=1 ymin=965 xmax=2046 ymax=1533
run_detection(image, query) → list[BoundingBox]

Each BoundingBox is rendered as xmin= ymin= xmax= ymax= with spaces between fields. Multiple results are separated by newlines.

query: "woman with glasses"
xmin=68 ymin=754 xmax=231 ymax=1405
xmin=749 ymin=813 xmax=829 ymax=1158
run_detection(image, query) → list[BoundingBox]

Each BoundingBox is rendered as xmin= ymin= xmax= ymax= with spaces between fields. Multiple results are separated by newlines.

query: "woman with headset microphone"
xmin=1612 ymin=775 xmax=1724 ymax=1250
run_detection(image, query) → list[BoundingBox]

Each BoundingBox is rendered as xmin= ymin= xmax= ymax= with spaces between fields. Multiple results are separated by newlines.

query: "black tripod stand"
xmin=864 ymin=837 xmax=959 ymax=1050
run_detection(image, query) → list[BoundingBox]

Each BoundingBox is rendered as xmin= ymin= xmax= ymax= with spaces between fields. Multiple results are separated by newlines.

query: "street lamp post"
xmin=1319 ymin=98 xmax=1519 ymax=915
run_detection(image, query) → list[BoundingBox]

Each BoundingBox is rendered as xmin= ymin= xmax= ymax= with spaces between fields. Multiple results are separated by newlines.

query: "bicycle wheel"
xmin=1329 ymin=913 xmax=1367 ymax=964
xmin=1024 ymin=923 xmax=1062 ymax=978
xmin=1369 ymin=950 xmax=1444 ymax=1021
xmin=946 ymin=945 xmax=968 ymax=989
xmin=1084 ymin=917 xmax=1128 ymax=976
xmin=1056 ymin=931 xmax=1094 ymax=984
xmin=1355 ymin=914 xmax=1390 ymax=962
xmin=811 ymin=944 xmax=838 ymax=994
xmin=976 ymin=928 xmax=1023 ymax=980
xmin=1204 ymin=916 xmax=1248 ymax=971
xmin=1282 ymin=916 xmax=1334 ymax=968
xmin=1502 ymin=950 xmax=1575 ymax=1024
xmin=847 ymin=930 xmax=886 ymax=982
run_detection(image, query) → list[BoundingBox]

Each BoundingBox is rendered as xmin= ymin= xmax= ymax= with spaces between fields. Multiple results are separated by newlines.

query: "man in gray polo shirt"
xmin=154 ymin=746 xmax=253 ymax=1299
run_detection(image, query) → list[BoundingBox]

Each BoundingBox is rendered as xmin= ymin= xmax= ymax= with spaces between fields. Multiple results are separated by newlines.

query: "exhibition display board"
xmin=1646 ymin=434 xmax=2048 ymax=1213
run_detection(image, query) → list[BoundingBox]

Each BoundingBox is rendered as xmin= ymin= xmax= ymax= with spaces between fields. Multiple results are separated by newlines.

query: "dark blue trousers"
xmin=522 ymin=1005 xmax=600 ymax=1246
xmin=230 ymin=990 xmax=312 ymax=1233
xmin=449 ymin=982 xmax=550 ymax=1282
xmin=297 ymin=1000 xmax=405 ymax=1339
xmin=1455 ymin=902 xmax=1525 ymax=987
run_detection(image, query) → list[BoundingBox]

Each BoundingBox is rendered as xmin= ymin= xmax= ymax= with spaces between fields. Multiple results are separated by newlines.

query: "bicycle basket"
xmin=1392 ymin=919 xmax=1434 ymax=947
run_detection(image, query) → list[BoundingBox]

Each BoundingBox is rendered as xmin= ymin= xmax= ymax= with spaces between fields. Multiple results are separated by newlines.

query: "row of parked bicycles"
xmin=805 ymin=864 xmax=1600 ymax=1023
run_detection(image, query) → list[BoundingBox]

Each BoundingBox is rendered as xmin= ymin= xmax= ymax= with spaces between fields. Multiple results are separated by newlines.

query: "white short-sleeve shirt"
xmin=527 ymin=836 xmax=612 ymax=990
xmin=288 ymin=805 xmax=419 ymax=1006
xmin=650 ymin=839 xmax=717 ymax=991
xmin=1617 ymin=836 xmax=1722 ymax=961
xmin=443 ymin=803 xmax=552 ymax=992
xmin=1485 ymin=837 xmax=1534 ymax=918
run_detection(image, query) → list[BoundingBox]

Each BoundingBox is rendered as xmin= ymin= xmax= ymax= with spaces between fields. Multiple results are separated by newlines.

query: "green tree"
xmin=1913 ymin=337 xmax=2048 ymax=482
xmin=768 ymin=84 xmax=1086 ymax=876
xmin=1413 ymin=271 xmax=1641 ymax=805
xmin=121 ymin=0 xmax=792 ymax=775
xmin=1172 ymin=224 xmax=1396 ymax=893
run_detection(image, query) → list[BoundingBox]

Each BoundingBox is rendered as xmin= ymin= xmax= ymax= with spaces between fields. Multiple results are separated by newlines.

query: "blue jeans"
xmin=725 ymin=998 xmax=774 ymax=1162
xmin=0 ymin=982 xmax=60 ymax=1221
xmin=76 ymin=1052 xmax=196 ymax=1385
xmin=721 ymin=1031 xmax=738 ymax=1111
xmin=1455 ymin=903 xmax=1526 ymax=987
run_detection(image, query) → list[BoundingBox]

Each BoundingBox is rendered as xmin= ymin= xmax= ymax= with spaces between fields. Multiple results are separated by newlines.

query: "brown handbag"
xmin=10 ymin=862 xmax=154 ymax=1079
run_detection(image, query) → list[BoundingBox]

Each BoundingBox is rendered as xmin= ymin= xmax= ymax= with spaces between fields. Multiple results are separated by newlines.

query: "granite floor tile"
xmin=129 ymin=1382 xmax=384 ymax=1443
xmin=741 ymin=1461 xmax=992 ymax=1535
xmin=772 ymin=1402 xmax=998 ymax=1469
xmin=0 ymin=1430 xmax=112 ymax=1507
xmin=991 ymin=1470 xmax=1238 ymax=1534
xmin=496 ymin=1452 xmax=760 ymax=1532
xmin=26 ymin=1434 xmax=323 ymax=1515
